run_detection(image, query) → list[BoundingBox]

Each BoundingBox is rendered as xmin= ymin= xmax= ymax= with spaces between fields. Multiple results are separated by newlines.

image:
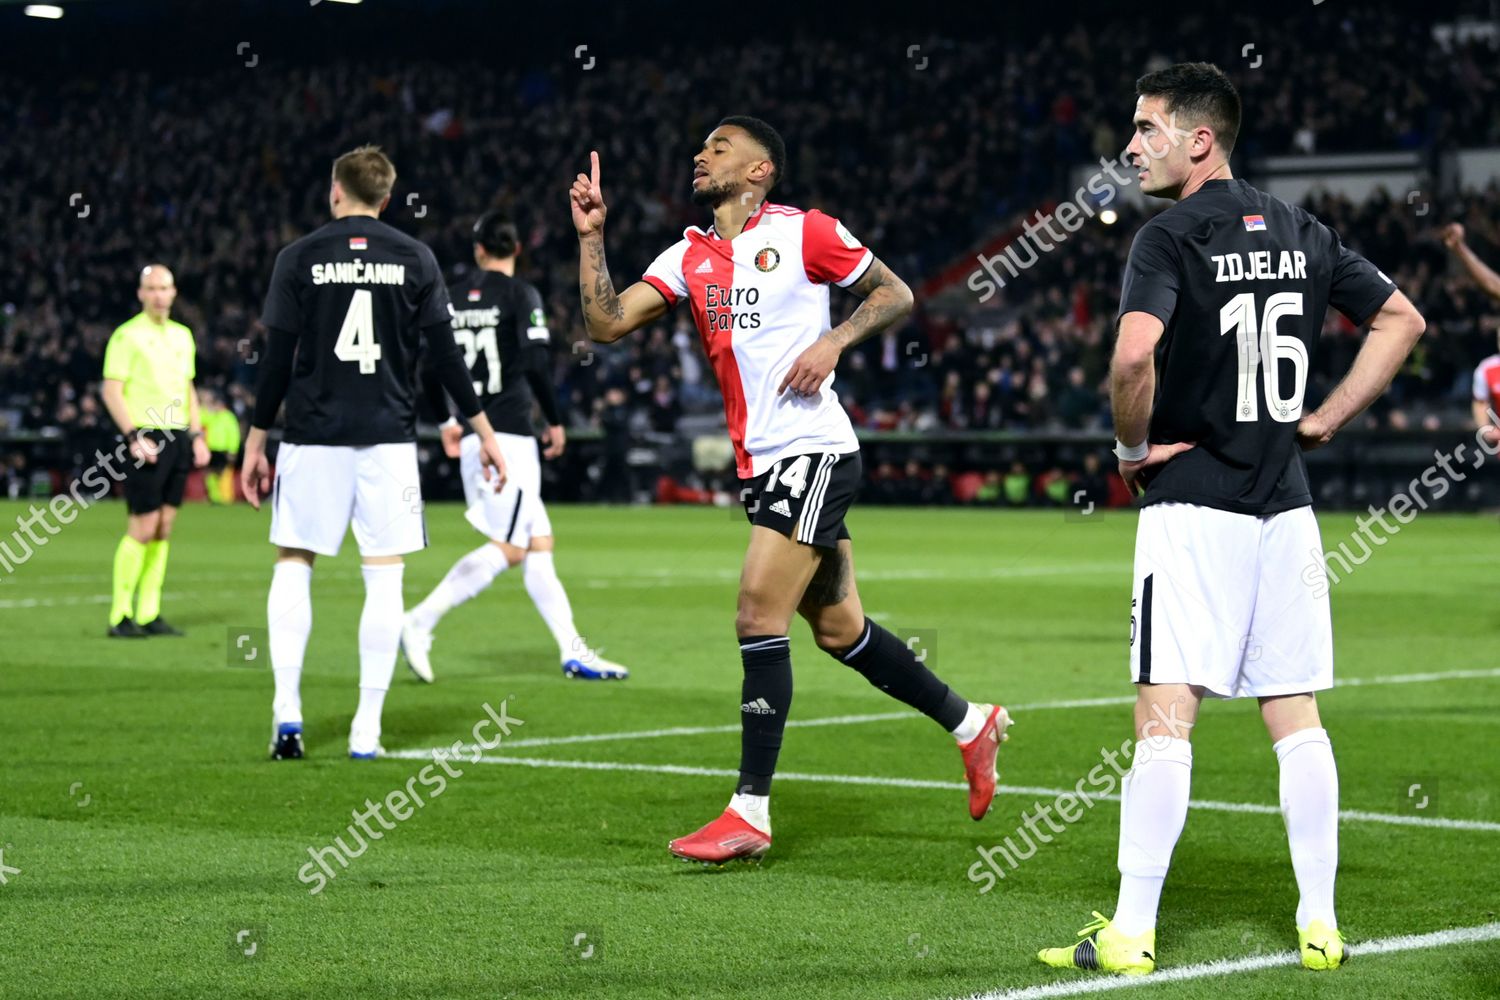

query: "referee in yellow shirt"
xmin=100 ymin=264 xmax=211 ymax=637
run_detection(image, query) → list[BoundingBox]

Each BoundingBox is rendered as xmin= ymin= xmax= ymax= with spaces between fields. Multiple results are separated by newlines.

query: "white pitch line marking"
xmin=0 ymin=590 xmax=264 ymax=610
xmin=947 ymin=922 xmax=1500 ymax=1000
xmin=446 ymin=667 xmax=1500 ymax=752
xmin=378 ymin=752 xmax=1500 ymax=833
xmin=575 ymin=562 xmax=1131 ymax=589
xmin=492 ymin=710 xmax=917 ymax=750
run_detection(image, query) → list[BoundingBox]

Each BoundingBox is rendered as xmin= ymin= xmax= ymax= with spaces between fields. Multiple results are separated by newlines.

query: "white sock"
xmin=524 ymin=551 xmax=582 ymax=661
xmin=352 ymin=563 xmax=404 ymax=737
xmin=409 ymin=543 xmax=509 ymax=631
xmin=729 ymin=792 xmax=771 ymax=836
xmin=268 ymin=560 xmax=313 ymax=725
xmin=1275 ymin=727 xmax=1339 ymax=929
xmin=1113 ymin=736 xmax=1193 ymax=936
xmin=951 ymin=702 xmax=988 ymax=744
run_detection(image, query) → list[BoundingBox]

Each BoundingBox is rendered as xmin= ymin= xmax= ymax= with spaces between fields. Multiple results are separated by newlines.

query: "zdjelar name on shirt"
xmin=1211 ymin=250 xmax=1308 ymax=283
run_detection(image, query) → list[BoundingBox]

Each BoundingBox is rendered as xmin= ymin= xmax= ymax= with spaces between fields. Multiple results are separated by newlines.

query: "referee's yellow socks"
xmin=110 ymin=537 xmax=147 ymax=625
xmin=136 ymin=540 xmax=171 ymax=625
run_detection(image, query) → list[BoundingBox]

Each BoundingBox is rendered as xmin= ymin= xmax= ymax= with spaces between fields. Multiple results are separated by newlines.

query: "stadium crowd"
xmin=3 ymin=7 xmax=1499 ymax=504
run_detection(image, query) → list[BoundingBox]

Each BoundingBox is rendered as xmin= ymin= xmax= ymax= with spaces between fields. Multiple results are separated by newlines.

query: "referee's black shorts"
xmin=739 ymin=450 xmax=862 ymax=549
xmin=123 ymin=430 xmax=192 ymax=515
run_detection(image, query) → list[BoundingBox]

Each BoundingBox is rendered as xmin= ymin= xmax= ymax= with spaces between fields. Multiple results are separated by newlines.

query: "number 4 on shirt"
xmin=335 ymin=289 xmax=383 ymax=374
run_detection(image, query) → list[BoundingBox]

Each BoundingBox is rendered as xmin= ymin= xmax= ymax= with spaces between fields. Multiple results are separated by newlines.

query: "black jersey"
xmin=1118 ymin=179 xmax=1396 ymax=515
xmin=449 ymin=271 xmax=553 ymax=437
xmin=260 ymin=216 xmax=455 ymax=445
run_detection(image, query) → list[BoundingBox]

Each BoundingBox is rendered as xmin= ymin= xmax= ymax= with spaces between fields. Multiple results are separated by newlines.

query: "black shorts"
xmin=123 ymin=430 xmax=192 ymax=515
xmin=740 ymin=450 xmax=861 ymax=549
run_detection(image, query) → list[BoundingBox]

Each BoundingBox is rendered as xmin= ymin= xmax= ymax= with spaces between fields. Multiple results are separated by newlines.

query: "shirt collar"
xmin=707 ymin=201 xmax=767 ymax=240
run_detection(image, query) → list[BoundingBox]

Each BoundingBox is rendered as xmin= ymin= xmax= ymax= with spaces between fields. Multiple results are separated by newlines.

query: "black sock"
xmin=833 ymin=618 xmax=968 ymax=731
xmin=737 ymin=635 xmax=792 ymax=796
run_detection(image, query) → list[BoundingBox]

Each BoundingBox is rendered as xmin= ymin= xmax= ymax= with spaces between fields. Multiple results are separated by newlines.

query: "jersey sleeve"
xmin=1327 ymin=229 xmax=1396 ymax=325
xmin=101 ymin=328 xmax=132 ymax=381
xmin=642 ymin=239 xmax=689 ymax=307
xmin=802 ymin=209 xmax=874 ymax=287
xmin=260 ymin=245 xmax=303 ymax=333
xmin=519 ymin=282 xmax=551 ymax=345
xmin=182 ymin=326 xmax=197 ymax=380
xmin=1117 ymin=222 xmax=1180 ymax=325
xmin=515 ymin=287 xmax=562 ymax=428
xmin=416 ymin=246 xmax=455 ymax=328
xmin=1475 ymin=364 xmax=1491 ymax=403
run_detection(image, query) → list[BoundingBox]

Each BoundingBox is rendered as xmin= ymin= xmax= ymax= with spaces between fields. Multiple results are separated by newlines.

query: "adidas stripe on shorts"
xmin=1129 ymin=502 xmax=1333 ymax=698
xmin=458 ymin=430 xmax=551 ymax=548
xmin=739 ymin=450 xmax=861 ymax=549
xmin=269 ymin=441 xmax=426 ymax=557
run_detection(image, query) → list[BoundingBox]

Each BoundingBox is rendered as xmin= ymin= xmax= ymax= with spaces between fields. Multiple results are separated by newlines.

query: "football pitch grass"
xmin=2 ymin=499 xmax=1498 ymax=999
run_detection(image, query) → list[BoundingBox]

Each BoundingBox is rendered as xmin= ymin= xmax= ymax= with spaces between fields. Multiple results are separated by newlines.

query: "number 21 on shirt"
xmin=1220 ymin=291 xmax=1308 ymax=423
xmin=452 ymin=327 xmax=502 ymax=395
xmin=334 ymin=289 xmax=382 ymax=374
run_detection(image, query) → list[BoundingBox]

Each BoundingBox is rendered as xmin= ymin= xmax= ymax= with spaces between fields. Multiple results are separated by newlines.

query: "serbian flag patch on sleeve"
xmin=349 ymin=237 xmax=368 ymax=250
xmin=1242 ymin=215 xmax=1267 ymax=232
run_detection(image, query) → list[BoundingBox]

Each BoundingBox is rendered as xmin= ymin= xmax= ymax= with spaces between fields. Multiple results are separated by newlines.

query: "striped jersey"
xmin=1473 ymin=354 xmax=1500 ymax=416
xmin=641 ymin=202 xmax=870 ymax=478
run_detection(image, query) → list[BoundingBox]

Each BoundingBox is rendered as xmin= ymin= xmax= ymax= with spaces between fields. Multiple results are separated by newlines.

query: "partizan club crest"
xmin=754 ymin=247 xmax=780 ymax=272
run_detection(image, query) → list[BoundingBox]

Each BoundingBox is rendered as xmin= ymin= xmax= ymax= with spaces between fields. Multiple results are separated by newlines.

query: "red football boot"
xmin=960 ymin=704 xmax=1012 ymax=820
xmin=668 ymin=808 xmax=772 ymax=864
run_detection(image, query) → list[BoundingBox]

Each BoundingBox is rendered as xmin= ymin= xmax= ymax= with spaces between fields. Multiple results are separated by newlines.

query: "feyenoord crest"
xmin=754 ymin=247 xmax=780 ymax=272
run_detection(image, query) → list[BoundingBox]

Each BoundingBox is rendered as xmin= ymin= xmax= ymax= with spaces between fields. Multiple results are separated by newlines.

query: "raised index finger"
xmin=590 ymin=150 xmax=600 ymax=189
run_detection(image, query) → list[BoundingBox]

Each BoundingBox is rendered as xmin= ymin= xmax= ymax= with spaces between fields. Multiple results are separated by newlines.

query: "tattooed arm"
xmin=778 ymin=258 xmax=914 ymax=395
xmin=570 ymin=151 xmax=669 ymax=343
xmin=825 ymin=259 xmax=914 ymax=351
xmin=576 ymin=235 xmax=667 ymax=343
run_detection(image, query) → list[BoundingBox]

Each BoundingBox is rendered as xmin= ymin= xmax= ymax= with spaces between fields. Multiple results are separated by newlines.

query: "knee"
xmin=130 ymin=513 xmax=160 ymax=542
xmin=735 ymin=598 xmax=789 ymax=639
xmin=735 ymin=609 xmax=777 ymax=638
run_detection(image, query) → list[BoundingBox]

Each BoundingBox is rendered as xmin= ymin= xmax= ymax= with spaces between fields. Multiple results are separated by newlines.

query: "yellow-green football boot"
xmin=1298 ymin=920 xmax=1346 ymax=970
xmin=1038 ymin=912 xmax=1155 ymax=975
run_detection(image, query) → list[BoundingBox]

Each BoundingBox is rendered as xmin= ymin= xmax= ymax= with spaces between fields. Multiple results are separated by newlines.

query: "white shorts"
xmin=1129 ymin=502 xmax=1333 ymax=699
xmin=460 ymin=432 xmax=551 ymax=548
xmin=270 ymin=442 xmax=426 ymax=558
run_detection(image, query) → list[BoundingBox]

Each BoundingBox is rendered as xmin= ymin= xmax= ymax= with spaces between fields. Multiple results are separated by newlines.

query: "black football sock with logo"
xmin=737 ymin=635 xmax=793 ymax=796
xmin=833 ymin=617 xmax=968 ymax=730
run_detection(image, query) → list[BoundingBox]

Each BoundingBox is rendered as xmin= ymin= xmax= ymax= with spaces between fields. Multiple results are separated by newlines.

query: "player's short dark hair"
xmin=472 ymin=210 xmax=520 ymax=259
xmin=717 ymin=115 xmax=786 ymax=190
xmin=1135 ymin=62 xmax=1241 ymax=156
xmin=331 ymin=144 xmax=397 ymax=208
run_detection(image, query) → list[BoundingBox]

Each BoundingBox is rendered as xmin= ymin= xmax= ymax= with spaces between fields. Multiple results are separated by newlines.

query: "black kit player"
xmin=570 ymin=116 xmax=1011 ymax=864
xmin=1036 ymin=64 xmax=1425 ymax=976
xmin=401 ymin=210 xmax=630 ymax=682
xmin=242 ymin=145 xmax=508 ymax=761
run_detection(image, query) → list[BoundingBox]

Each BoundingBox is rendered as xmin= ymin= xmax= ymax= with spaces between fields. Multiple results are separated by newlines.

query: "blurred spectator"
xmin=1003 ymin=463 xmax=1031 ymax=506
xmin=200 ymin=390 xmax=242 ymax=504
xmin=1074 ymin=452 xmax=1112 ymax=513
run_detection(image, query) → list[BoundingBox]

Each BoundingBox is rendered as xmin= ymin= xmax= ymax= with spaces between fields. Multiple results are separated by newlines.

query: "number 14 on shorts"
xmin=765 ymin=456 xmax=812 ymax=498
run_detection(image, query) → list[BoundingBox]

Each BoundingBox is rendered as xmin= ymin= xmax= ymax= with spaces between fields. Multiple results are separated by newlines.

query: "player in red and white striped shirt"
xmin=1444 ymin=223 xmax=1500 ymax=445
xmin=570 ymin=116 xmax=1010 ymax=864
